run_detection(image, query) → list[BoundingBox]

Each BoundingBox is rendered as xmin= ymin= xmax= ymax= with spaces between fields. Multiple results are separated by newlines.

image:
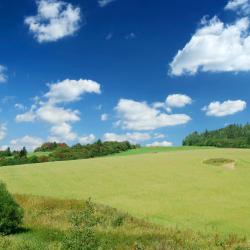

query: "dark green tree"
xmin=19 ymin=147 xmax=27 ymax=158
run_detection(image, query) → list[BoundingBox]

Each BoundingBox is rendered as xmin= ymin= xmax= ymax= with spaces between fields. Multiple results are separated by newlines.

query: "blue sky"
xmin=0 ymin=0 xmax=250 ymax=150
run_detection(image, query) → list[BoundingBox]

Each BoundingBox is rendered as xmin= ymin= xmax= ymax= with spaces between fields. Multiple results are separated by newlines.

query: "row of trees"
xmin=34 ymin=142 xmax=68 ymax=152
xmin=0 ymin=147 xmax=27 ymax=158
xmin=183 ymin=124 xmax=250 ymax=148
xmin=49 ymin=140 xmax=137 ymax=161
xmin=0 ymin=140 xmax=138 ymax=167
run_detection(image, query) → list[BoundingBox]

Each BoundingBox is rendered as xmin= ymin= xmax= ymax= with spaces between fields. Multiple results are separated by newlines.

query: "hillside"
xmin=1 ymin=147 xmax=250 ymax=237
xmin=0 ymin=194 xmax=248 ymax=250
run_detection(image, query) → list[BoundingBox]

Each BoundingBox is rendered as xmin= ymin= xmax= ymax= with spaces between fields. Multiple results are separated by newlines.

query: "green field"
xmin=1 ymin=147 xmax=250 ymax=237
xmin=112 ymin=146 xmax=213 ymax=156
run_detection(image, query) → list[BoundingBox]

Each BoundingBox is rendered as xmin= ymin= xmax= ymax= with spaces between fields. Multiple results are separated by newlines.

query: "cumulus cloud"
xmin=115 ymin=99 xmax=191 ymax=131
xmin=166 ymin=94 xmax=192 ymax=108
xmin=146 ymin=141 xmax=173 ymax=147
xmin=101 ymin=113 xmax=108 ymax=121
xmin=49 ymin=123 xmax=77 ymax=142
xmin=225 ymin=0 xmax=250 ymax=15
xmin=45 ymin=79 xmax=101 ymax=104
xmin=10 ymin=135 xmax=44 ymax=151
xmin=153 ymin=133 xmax=165 ymax=139
xmin=79 ymin=134 xmax=96 ymax=145
xmin=152 ymin=102 xmax=165 ymax=109
xmin=203 ymin=100 xmax=246 ymax=117
xmin=153 ymin=94 xmax=192 ymax=113
xmin=103 ymin=132 xmax=152 ymax=143
xmin=25 ymin=0 xmax=81 ymax=43
xmin=36 ymin=105 xmax=80 ymax=124
xmin=98 ymin=0 xmax=116 ymax=7
xmin=16 ymin=78 xmax=101 ymax=142
xmin=170 ymin=0 xmax=250 ymax=76
xmin=16 ymin=109 xmax=36 ymax=122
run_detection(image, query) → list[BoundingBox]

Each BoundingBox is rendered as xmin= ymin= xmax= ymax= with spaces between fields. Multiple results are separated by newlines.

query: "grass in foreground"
xmin=0 ymin=195 xmax=249 ymax=250
xmin=1 ymin=148 xmax=250 ymax=236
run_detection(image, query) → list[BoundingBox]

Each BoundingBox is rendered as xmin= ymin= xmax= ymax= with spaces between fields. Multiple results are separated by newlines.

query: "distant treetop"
xmin=183 ymin=124 xmax=250 ymax=148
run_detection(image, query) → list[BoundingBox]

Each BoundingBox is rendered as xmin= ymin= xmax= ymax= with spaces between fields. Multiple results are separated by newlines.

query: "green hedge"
xmin=0 ymin=182 xmax=23 ymax=234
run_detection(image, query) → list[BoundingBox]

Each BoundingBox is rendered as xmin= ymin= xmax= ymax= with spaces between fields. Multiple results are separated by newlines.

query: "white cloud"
xmin=152 ymin=102 xmax=165 ymax=109
xmin=16 ymin=78 xmax=101 ymax=143
xmin=45 ymin=79 xmax=101 ymax=104
xmin=225 ymin=0 xmax=250 ymax=15
xmin=25 ymin=0 xmax=81 ymax=43
xmin=98 ymin=0 xmax=116 ymax=7
xmin=10 ymin=135 xmax=44 ymax=151
xmin=16 ymin=110 xmax=36 ymax=122
xmin=79 ymin=134 xmax=96 ymax=145
xmin=146 ymin=141 xmax=173 ymax=147
xmin=0 ymin=66 xmax=7 ymax=83
xmin=103 ymin=132 xmax=151 ymax=143
xmin=165 ymin=107 xmax=172 ymax=113
xmin=49 ymin=122 xmax=77 ymax=142
xmin=0 ymin=124 xmax=7 ymax=140
xmin=101 ymin=113 xmax=108 ymax=121
xmin=166 ymin=94 xmax=192 ymax=108
xmin=203 ymin=100 xmax=246 ymax=117
xmin=15 ymin=104 xmax=37 ymax=123
xmin=115 ymin=99 xmax=191 ymax=131
xmin=170 ymin=7 xmax=250 ymax=75
xmin=153 ymin=94 xmax=192 ymax=113
xmin=153 ymin=133 xmax=165 ymax=139
xmin=36 ymin=104 xmax=80 ymax=124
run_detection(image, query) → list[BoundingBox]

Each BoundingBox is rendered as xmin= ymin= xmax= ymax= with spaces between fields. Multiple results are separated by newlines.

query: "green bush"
xmin=0 ymin=182 xmax=23 ymax=234
xmin=63 ymin=198 xmax=100 ymax=250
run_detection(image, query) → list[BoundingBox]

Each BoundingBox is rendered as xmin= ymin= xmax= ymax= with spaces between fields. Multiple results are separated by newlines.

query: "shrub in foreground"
xmin=63 ymin=198 xmax=100 ymax=250
xmin=0 ymin=182 xmax=23 ymax=234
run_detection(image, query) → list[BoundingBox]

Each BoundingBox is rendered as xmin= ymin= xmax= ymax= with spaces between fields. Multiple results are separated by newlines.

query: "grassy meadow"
xmin=1 ymin=147 xmax=250 ymax=240
xmin=1 ymin=195 xmax=248 ymax=250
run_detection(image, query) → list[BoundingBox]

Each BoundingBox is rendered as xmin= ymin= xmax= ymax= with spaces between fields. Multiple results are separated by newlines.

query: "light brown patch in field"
xmin=223 ymin=162 xmax=235 ymax=170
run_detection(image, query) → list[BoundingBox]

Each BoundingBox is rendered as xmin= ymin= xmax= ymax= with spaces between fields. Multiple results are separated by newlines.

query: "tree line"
xmin=0 ymin=140 xmax=139 ymax=167
xmin=183 ymin=124 xmax=250 ymax=148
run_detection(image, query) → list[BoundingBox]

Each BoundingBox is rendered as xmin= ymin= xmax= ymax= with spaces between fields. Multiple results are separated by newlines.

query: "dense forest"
xmin=0 ymin=140 xmax=138 ymax=167
xmin=183 ymin=124 xmax=250 ymax=148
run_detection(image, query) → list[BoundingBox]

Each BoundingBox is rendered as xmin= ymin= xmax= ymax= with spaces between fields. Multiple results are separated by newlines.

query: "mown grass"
xmin=1 ymin=148 xmax=250 ymax=236
xmin=0 ymin=195 xmax=249 ymax=250
xmin=112 ymin=146 xmax=213 ymax=156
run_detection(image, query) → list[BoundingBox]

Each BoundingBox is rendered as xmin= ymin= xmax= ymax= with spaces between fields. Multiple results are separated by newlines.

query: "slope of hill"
xmin=1 ymin=147 xmax=250 ymax=237
xmin=0 ymin=194 xmax=248 ymax=249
